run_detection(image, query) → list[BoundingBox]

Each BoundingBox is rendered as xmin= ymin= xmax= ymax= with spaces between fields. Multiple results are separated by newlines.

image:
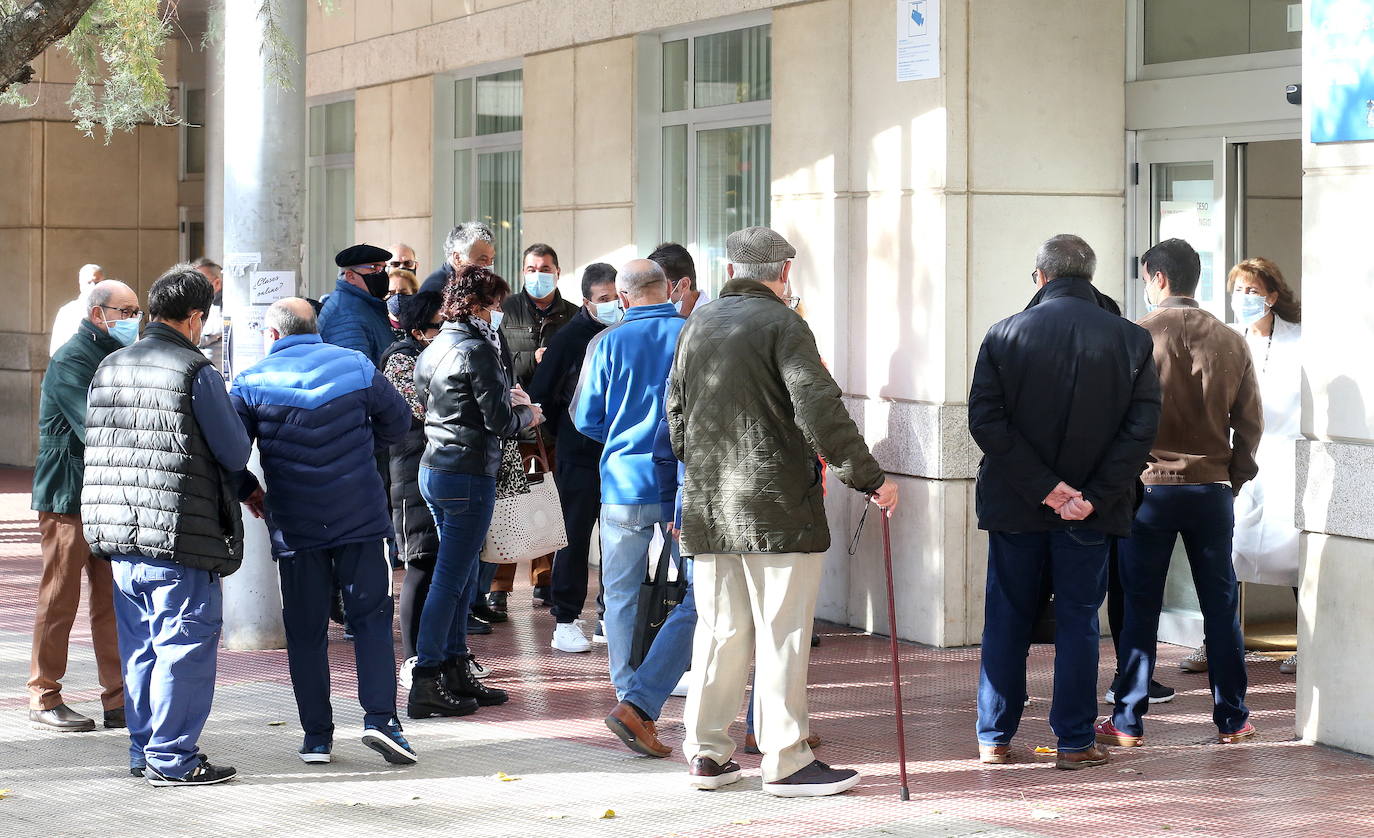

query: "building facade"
xmin=1 ymin=0 xmax=1371 ymax=756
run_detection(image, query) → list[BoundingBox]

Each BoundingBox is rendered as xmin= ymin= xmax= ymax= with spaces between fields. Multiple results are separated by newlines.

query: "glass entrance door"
xmin=1132 ymin=138 xmax=1227 ymax=321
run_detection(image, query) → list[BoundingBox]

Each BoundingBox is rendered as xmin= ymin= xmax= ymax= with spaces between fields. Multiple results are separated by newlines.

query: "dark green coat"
xmin=32 ymin=320 xmax=124 ymax=515
xmin=667 ymin=279 xmax=885 ymax=555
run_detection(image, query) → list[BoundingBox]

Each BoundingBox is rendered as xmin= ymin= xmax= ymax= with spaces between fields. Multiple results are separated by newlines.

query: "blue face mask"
xmin=1232 ymin=292 xmax=1269 ymax=327
xmin=593 ymin=300 xmax=624 ymax=326
xmin=1142 ymin=283 xmax=1157 ymax=314
xmin=489 ymin=310 xmax=505 ymax=330
xmin=386 ymin=294 xmax=406 ymax=318
xmin=526 ymin=271 xmax=557 ymax=299
xmin=105 ymin=315 xmax=141 ymax=347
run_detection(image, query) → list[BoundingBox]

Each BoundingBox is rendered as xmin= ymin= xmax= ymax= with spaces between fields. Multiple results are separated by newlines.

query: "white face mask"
xmin=1232 ymin=292 xmax=1269 ymax=327
xmin=488 ymin=309 xmax=504 ymax=330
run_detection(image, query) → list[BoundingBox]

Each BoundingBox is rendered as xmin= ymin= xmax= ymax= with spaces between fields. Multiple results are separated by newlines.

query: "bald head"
xmin=616 ymin=259 xmax=669 ymax=306
xmin=265 ymin=297 xmax=318 ymax=339
xmin=86 ymin=280 xmax=138 ymax=332
xmin=387 ymin=243 xmax=418 ymax=274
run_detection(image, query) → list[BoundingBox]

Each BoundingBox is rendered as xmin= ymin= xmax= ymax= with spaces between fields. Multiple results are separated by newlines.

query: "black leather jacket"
xmin=415 ymin=318 xmax=532 ymax=476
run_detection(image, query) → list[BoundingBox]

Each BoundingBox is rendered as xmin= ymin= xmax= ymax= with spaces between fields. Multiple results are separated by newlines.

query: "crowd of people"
xmin=24 ymin=222 xmax=1300 ymax=792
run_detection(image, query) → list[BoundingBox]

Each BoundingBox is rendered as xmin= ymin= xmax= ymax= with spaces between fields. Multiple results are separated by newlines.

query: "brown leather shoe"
xmin=978 ymin=744 xmax=1011 ymax=764
xmin=604 ymin=701 xmax=671 ymax=757
xmin=744 ymin=732 xmax=822 ymax=755
xmin=1055 ymin=743 xmax=1110 ymax=770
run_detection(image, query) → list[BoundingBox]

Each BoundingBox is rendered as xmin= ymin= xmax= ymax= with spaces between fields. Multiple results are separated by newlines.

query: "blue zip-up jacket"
xmin=318 ymin=278 xmax=393 ymax=367
xmin=572 ymin=302 xmax=684 ymax=506
xmin=230 ymin=334 xmax=411 ymax=557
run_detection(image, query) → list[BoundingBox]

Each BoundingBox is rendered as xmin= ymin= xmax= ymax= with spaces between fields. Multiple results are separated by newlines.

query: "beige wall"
xmin=353 ymin=76 xmax=435 ymax=271
xmin=0 ymin=120 xmax=179 ymax=466
xmin=1294 ymin=18 xmax=1374 ymax=755
xmin=770 ymin=0 xmax=1126 ymax=645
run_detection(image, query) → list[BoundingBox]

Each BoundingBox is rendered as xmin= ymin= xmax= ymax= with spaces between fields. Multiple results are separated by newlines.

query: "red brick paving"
xmin=3 ymin=466 xmax=1373 ymax=837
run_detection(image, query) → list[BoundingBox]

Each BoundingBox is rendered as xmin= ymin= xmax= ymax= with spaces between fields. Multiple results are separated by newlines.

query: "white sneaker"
xmin=469 ymin=656 xmax=491 ymax=679
xmin=670 ymin=671 xmax=691 ymax=698
xmin=398 ymin=656 xmax=416 ymax=689
xmin=592 ymin=620 xmax=607 ymax=644
xmin=552 ymin=621 xmax=591 ymax=654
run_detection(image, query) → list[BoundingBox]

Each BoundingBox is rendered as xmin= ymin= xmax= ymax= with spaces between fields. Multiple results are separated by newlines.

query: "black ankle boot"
xmin=443 ymin=656 xmax=508 ymax=706
xmin=407 ymin=669 xmax=479 ymax=719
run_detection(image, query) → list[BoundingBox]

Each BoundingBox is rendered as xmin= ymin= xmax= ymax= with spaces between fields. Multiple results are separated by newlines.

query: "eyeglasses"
xmin=99 ymin=305 xmax=143 ymax=319
xmin=1029 ymin=269 xmax=1039 ymax=285
xmin=388 ymin=260 xmax=417 ymax=269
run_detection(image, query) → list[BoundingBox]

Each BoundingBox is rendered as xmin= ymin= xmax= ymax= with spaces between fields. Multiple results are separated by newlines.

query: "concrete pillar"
xmin=219 ymin=0 xmax=307 ymax=649
xmin=203 ymin=11 xmax=225 ymax=264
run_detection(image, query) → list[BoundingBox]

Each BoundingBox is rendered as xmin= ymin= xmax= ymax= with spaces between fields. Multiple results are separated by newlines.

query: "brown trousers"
xmin=28 ymin=511 xmax=124 ymax=710
xmin=491 ymin=437 xmax=556 ymax=592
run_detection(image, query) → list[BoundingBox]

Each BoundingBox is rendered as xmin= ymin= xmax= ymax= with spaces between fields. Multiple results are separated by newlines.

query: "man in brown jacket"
xmin=1096 ymin=238 xmax=1263 ymax=750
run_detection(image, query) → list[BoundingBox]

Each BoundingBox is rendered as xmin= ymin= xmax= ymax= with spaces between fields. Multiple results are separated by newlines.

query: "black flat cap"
xmin=334 ymin=243 xmax=392 ymax=268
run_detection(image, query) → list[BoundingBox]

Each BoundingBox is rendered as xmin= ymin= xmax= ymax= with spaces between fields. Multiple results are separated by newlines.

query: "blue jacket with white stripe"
xmin=230 ymin=333 xmax=411 ymax=557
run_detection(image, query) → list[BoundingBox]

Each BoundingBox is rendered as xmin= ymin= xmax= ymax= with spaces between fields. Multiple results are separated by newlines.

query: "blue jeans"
xmin=600 ymin=503 xmax=696 ymax=720
xmin=111 ymin=556 xmax=222 ymax=777
xmin=977 ymin=529 xmax=1110 ymax=752
xmin=417 ymin=468 xmax=496 ymax=670
xmin=1114 ymin=484 xmax=1249 ymax=736
xmin=278 ymin=540 xmax=398 ymax=747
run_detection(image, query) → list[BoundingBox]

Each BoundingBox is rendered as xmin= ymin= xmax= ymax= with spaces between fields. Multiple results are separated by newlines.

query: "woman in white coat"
xmin=1178 ymin=257 xmax=1302 ymax=676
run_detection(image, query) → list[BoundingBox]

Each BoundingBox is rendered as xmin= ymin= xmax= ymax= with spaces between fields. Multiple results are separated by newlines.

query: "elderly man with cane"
xmin=668 ymin=226 xmax=899 ymax=797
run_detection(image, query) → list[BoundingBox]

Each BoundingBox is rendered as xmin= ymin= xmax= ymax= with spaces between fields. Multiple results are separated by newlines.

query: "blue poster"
xmin=1310 ymin=0 xmax=1374 ymax=143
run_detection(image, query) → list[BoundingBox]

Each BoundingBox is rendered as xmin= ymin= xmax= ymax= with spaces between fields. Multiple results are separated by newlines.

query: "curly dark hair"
xmin=441 ymin=264 xmax=510 ymax=322
xmin=1227 ymin=257 xmax=1301 ymax=324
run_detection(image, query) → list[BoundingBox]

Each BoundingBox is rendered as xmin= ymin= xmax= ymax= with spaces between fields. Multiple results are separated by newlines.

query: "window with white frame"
xmin=658 ymin=21 xmax=772 ymax=293
xmin=182 ymin=87 xmax=205 ymax=178
xmin=435 ymin=66 xmax=524 ymax=286
xmin=306 ymin=98 xmax=355 ymax=299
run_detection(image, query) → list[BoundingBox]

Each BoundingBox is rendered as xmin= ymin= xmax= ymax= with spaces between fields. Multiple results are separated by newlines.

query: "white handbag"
xmin=481 ymin=432 xmax=569 ymax=564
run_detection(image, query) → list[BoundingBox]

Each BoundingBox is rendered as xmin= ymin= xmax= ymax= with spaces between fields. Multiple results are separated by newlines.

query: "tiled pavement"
xmin=0 ymin=468 xmax=1371 ymax=838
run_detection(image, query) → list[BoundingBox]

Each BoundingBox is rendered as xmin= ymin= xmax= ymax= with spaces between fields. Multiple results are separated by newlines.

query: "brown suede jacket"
xmin=1137 ymin=297 xmax=1263 ymax=491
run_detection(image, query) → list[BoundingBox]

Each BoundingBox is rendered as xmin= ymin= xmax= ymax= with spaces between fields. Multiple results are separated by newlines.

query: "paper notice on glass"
xmin=250 ymin=271 xmax=295 ymax=305
xmin=896 ymin=0 xmax=940 ymax=82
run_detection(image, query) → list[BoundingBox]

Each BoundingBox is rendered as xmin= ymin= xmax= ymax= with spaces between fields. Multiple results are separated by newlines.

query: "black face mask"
xmin=360 ymin=269 xmax=390 ymax=300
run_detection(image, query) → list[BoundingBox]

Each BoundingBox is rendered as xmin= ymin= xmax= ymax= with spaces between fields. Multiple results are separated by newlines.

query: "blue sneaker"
xmin=361 ymin=725 xmax=417 ymax=765
xmin=298 ymin=743 xmax=332 ymax=765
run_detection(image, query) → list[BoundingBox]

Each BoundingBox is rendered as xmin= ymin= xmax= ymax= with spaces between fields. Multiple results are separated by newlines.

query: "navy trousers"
xmin=551 ymin=458 xmax=604 ymax=624
xmin=112 ymin=556 xmax=222 ymax=777
xmin=1113 ymin=484 xmax=1249 ymax=736
xmin=278 ymin=540 xmax=399 ymax=748
xmin=977 ymin=529 xmax=1110 ymax=752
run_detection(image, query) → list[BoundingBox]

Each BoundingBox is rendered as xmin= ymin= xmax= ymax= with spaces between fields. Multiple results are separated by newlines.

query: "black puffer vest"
xmin=81 ymin=323 xmax=244 ymax=575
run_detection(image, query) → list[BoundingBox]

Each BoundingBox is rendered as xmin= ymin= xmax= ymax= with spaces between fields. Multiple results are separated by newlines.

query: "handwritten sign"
xmin=250 ymin=271 xmax=295 ymax=305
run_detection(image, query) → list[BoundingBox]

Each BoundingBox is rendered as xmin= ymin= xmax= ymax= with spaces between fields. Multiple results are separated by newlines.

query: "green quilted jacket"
xmin=667 ymin=279 xmax=885 ymax=555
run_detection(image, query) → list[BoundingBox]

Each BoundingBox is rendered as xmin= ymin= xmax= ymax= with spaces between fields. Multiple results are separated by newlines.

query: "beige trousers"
xmin=683 ymin=551 xmax=823 ymax=782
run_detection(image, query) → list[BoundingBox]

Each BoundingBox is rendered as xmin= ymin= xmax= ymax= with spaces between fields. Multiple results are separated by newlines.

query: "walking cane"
xmin=879 ymin=507 xmax=911 ymax=801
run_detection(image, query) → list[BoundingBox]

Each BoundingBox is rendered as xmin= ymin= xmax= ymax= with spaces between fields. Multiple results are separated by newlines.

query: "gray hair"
xmin=266 ymin=300 xmax=318 ymax=337
xmin=616 ymin=261 xmax=668 ymax=298
xmin=443 ymin=222 xmax=494 ymax=259
xmin=79 ymin=264 xmax=102 ymax=287
xmin=1035 ymin=234 xmax=1096 ymax=281
xmin=87 ymin=282 xmax=117 ymax=309
xmin=731 ymin=260 xmax=787 ymax=284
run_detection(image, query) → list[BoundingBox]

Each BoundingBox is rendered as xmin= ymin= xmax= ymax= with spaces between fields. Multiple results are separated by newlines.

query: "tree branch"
xmin=0 ymin=0 xmax=100 ymax=94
